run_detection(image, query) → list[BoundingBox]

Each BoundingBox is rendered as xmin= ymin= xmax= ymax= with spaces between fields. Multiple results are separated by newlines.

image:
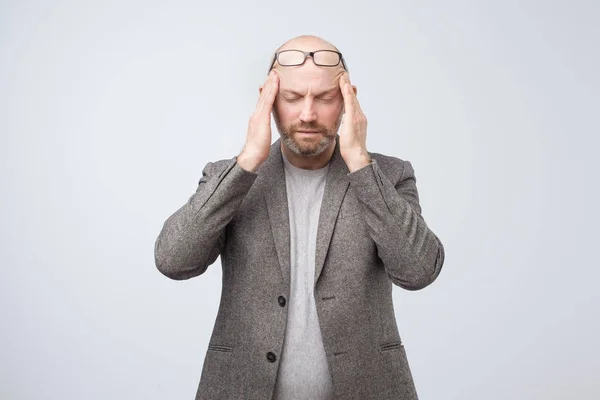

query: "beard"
xmin=273 ymin=108 xmax=343 ymax=157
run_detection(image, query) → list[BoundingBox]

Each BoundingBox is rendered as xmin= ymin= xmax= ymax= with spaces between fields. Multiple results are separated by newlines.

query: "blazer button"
xmin=278 ymin=295 xmax=286 ymax=307
xmin=266 ymin=352 xmax=277 ymax=363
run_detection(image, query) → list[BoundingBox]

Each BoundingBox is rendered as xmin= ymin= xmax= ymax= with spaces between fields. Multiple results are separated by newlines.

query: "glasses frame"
xmin=268 ymin=49 xmax=348 ymax=73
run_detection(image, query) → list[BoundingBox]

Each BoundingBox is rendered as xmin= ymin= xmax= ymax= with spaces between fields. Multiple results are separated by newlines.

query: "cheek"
xmin=318 ymin=103 xmax=343 ymax=123
xmin=276 ymin=102 xmax=300 ymax=121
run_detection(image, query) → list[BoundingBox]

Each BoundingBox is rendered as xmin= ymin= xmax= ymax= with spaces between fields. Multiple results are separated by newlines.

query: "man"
xmin=154 ymin=35 xmax=445 ymax=400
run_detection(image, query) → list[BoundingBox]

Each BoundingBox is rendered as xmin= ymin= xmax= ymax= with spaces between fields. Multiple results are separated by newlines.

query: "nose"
xmin=298 ymin=98 xmax=317 ymax=123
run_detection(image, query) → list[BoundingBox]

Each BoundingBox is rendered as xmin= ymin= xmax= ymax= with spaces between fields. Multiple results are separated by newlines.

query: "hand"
xmin=338 ymin=72 xmax=371 ymax=172
xmin=237 ymin=71 xmax=280 ymax=172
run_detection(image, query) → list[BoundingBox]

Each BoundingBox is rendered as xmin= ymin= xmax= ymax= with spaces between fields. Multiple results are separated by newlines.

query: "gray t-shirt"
xmin=272 ymin=151 xmax=334 ymax=400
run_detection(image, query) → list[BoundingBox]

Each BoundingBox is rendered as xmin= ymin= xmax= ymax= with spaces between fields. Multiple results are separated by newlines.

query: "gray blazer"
xmin=154 ymin=136 xmax=445 ymax=399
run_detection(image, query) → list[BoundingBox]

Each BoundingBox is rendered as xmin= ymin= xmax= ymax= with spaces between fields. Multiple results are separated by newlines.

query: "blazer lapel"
xmin=261 ymin=136 xmax=350 ymax=289
xmin=261 ymin=139 xmax=291 ymax=288
xmin=314 ymin=137 xmax=350 ymax=287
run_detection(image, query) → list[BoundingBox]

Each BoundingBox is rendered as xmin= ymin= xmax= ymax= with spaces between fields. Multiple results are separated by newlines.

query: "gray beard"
xmin=273 ymin=110 xmax=342 ymax=157
xmin=281 ymin=132 xmax=333 ymax=157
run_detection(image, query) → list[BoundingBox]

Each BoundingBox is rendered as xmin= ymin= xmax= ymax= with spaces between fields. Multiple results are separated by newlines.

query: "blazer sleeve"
xmin=154 ymin=157 xmax=258 ymax=280
xmin=346 ymin=158 xmax=445 ymax=290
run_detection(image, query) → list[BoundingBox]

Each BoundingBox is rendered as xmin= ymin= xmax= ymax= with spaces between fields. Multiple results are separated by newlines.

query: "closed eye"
xmin=317 ymin=97 xmax=336 ymax=103
xmin=316 ymin=91 xmax=338 ymax=103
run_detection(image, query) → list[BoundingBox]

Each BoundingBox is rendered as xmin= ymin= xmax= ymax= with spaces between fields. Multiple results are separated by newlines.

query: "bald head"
xmin=276 ymin=35 xmax=339 ymax=53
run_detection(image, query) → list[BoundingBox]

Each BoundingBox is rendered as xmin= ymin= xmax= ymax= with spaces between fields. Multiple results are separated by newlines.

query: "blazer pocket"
xmin=380 ymin=341 xmax=403 ymax=352
xmin=207 ymin=344 xmax=233 ymax=353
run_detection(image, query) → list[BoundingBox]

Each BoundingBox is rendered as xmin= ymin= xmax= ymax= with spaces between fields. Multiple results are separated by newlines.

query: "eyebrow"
xmin=281 ymin=87 xmax=339 ymax=97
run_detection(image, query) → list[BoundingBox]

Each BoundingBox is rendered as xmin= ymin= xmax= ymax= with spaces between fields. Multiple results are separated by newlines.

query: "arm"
xmin=154 ymin=158 xmax=258 ymax=280
xmin=347 ymin=158 xmax=445 ymax=290
xmin=154 ymin=71 xmax=279 ymax=280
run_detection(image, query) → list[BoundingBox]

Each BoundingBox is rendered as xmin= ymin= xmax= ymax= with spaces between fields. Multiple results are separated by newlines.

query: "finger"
xmin=350 ymin=85 xmax=364 ymax=115
xmin=263 ymin=74 xmax=279 ymax=114
xmin=262 ymin=72 xmax=279 ymax=107
xmin=339 ymin=73 xmax=355 ymax=115
xmin=257 ymin=71 xmax=276 ymax=102
xmin=256 ymin=72 xmax=279 ymax=116
xmin=340 ymin=73 xmax=364 ymax=116
xmin=256 ymin=72 xmax=274 ymax=101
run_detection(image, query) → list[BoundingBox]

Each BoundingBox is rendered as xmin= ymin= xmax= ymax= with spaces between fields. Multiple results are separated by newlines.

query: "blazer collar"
xmin=261 ymin=135 xmax=350 ymax=289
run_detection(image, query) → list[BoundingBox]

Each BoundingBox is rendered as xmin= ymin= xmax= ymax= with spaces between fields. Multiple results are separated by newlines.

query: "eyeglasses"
xmin=268 ymin=49 xmax=347 ymax=73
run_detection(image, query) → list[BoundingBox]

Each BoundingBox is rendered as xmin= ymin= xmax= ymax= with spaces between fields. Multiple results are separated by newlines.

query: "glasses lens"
xmin=277 ymin=50 xmax=305 ymax=66
xmin=314 ymin=51 xmax=340 ymax=66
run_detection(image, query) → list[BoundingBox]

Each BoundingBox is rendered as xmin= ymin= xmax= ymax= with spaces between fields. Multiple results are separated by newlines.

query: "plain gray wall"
xmin=2 ymin=0 xmax=598 ymax=399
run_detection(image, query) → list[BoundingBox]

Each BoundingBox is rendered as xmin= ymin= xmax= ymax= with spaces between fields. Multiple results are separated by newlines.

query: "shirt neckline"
xmin=281 ymin=149 xmax=330 ymax=176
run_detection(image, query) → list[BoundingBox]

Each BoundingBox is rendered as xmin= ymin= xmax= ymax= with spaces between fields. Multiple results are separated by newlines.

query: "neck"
xmin=280 ymin=138 xmax=336 ymax=170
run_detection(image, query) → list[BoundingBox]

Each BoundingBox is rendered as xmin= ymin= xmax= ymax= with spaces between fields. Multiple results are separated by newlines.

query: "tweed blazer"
xmin=154 ymin=136 xmax=445 ymax=399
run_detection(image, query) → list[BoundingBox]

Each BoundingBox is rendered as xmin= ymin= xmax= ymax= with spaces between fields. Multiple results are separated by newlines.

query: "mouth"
xmin=296 ymin=130 xmax=321 ymax=134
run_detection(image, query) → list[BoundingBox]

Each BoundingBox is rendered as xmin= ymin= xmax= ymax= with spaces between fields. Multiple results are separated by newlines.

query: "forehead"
xmin=276 ymin=64 xmax=344 ymax=94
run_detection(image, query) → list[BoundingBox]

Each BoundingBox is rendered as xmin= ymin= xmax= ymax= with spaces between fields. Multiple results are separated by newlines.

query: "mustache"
xmin=290 ymin=122 xmax=327 ymax=133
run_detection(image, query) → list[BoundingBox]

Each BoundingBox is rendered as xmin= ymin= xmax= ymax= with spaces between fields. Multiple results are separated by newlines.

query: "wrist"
xmin=345 ymin=151 xmax=372 ymax=173
xmin=236 ymin=151 xmax=263 ymax=173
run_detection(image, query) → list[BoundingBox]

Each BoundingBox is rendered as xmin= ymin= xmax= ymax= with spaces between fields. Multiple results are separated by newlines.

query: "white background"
xmin=2 ymin=0 xmax=599 ymax=399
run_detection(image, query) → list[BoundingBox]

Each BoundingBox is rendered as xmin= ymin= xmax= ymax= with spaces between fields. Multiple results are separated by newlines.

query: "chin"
xmin=284 ymin=132 xmax=334 ymax=157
